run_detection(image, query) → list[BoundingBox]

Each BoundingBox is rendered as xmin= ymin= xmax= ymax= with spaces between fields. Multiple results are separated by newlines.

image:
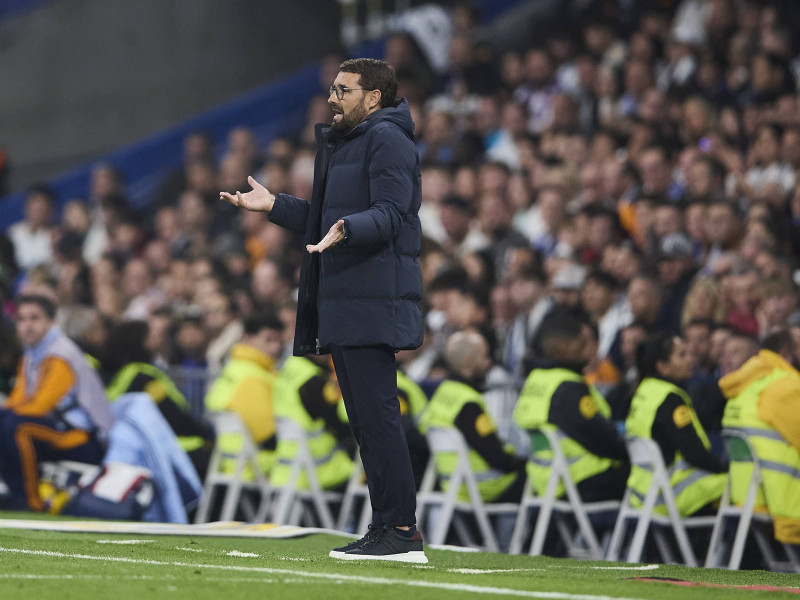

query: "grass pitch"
xmin=0 ymin=514 xmax=798 ymax=600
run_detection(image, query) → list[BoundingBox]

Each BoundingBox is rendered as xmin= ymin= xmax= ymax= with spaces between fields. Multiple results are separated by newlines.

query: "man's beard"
xmin=332 ymin=100 xmax=369 ymax=132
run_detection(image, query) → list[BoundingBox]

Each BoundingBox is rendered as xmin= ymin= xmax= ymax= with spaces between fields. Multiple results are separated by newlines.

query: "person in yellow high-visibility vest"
xmin=514 ymin=311 xmax=629 ymax=502
xmin=719 ymin=329 xmax=800 ymax=544
xmin=419 ymin=330 xmax=527 ymax=504
xmin=626 ymin=332 xmax=726 ymax=517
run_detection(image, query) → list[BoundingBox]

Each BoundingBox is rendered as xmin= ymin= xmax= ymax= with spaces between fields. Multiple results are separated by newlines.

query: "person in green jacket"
xmin=102 ymin=320 xmax=215 ymax=479
xmin=205 ymin=311 xmax=284 ymax=478
xmin=626 ymin=332 xmax=726 ymax=516
xmin=514 ymin=311 xmax=629 ymax=502
xmin=419 ymin=330 xmax=526 ymax=504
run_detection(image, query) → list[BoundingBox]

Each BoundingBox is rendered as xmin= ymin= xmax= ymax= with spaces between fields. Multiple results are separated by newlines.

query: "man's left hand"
xmin=307 ymin=219 xmax=345 ymax=253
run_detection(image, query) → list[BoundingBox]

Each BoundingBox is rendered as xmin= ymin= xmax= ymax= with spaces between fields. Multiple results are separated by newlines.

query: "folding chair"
xmin=335 ymin=452 xmax=372 ymax=534
xmin=194 ymin=411 xmax=272 ymax=524
xmin=705 ymin=429 xmax=800 ymax=572
xmin=270 ymin=417 xmax=343 ymax=530
xmin=606 ymin=436 xmax=716 ymax=566
xmin=508 ymin=428 xmax=619 ymax=558
xmin=416 ymin=427 xmax=519 ymax=552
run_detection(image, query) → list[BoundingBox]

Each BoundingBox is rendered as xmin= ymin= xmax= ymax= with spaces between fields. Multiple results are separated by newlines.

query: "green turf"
xmin=0 ymin=516 xmax=798 ymax=600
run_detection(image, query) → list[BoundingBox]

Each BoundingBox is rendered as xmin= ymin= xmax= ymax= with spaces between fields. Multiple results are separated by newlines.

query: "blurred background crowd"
xmin=3 ymin=0 xmax=800 ymax=419
xmin=2 ymin=0 xmax=800 ymax=539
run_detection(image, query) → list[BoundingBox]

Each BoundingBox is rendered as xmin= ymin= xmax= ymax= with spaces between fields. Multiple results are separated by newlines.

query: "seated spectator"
xmin=205 ymin=311 xmax=284 ymax=477
xmin=514 ymin=312 xmax=629 ymax=501
xmin=719 ymin=329 xmax=800 ymax=545
xmin=626 ymin=333 xmax=726 ymax=516
xmin=419 ymin=330 xmax=526 ymax=503
xmin=0 ymin=295 xmax=113 ymax=510
xmin=102 ymin=320 xmax=214 ymax=479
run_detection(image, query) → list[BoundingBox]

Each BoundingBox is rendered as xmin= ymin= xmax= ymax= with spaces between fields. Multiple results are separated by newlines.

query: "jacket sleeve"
xmin=268 ymin=193 xmax=310 ymax=234
xmin=4 ymin=357 xmax=76 ymax=417
xmin=454 ymin=401 xmax=526 ymax=473
xmin=548 ymin=381 xmax=628 ymax=461
xmin=342 ymin=127 xmax=415 ymax=246
xmin=757 ymin=376 xmax=800 ymax=453
xmin=653 ymin=393 xmax=726 ymax=473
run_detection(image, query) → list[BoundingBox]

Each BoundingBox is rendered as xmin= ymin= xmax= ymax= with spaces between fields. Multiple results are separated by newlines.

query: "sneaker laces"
xmin=360 ymin=525 xmax=389 ymax=548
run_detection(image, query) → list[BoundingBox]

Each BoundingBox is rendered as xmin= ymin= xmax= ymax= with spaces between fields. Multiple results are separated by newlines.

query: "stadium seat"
xmin=194 ymin=411 xmax=271 ymax=524
xmin=270 ymin=417 xmax=342 ymax=530
xmin=335 ymin=453 xmax=372 ymax=534
xmin=508 ymin=428 xmax=619 ymax=559
xmin=606 ymin=436 xmax=716 ymax=566
xmin=705 ymin=429 xmax=800 ymax=572
xmin=417 ymin=427 xmax=519 ymax=552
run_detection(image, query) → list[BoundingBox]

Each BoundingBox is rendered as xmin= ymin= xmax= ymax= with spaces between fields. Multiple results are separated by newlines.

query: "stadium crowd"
xmin=1 ymin=0 xmax=800 ymax=559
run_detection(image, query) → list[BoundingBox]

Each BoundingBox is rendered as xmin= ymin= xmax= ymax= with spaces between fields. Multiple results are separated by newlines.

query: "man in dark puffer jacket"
xmin=220 ymin=58 xmax=426 ymax=563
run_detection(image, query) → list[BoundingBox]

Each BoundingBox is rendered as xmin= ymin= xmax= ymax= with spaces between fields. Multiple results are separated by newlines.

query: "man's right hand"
xmin=219 ymin=175 xmax=275 ymax=212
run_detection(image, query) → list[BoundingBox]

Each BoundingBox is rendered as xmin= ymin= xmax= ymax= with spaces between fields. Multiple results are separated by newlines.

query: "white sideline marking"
xmin=97 ymin=539 xmax=155 ymax=545
xmin=280 ymin=556 xmax=310 ymax=562
xmin=448 ymin=566 xmax=658 ymax=575
xmin=450 ymin=569 xmax=546 ymax=574
xmin=226 ymin=550 xmax=260 ymax=558
xmin=590 ymin=565 xmax=659 ymax=571
xmin=0 ymin=546 xmax=647 ymax=600
xmin=177 ymin=547 xmax=203 ymax=553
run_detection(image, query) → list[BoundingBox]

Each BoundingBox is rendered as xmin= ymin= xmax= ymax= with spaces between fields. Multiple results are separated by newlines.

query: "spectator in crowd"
xmin=102 ymin=320 xmax=215 ymax=479
xmin=420 ymin=330 xmax=526 ymax=504
xmin=0 ymin=295 xmax=113 ymax=510
xmin=720 ymin=329 xmax=800 ymax=545
xmin=204 ymin=311 xmax=284 ymax=478
xmin=8 ymin=185 xmax=55 ymax=272
xmin=514 ymin=312 xmax=629 ymax=502
xmin=202 ymin=291 xmax=244 ymax=375
xmin=626 ymin=332 xmax=726 ymax=516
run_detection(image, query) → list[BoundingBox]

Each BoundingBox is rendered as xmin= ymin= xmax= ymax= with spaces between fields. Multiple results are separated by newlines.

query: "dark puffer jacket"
xmin=268 ymin=98 xmax=423 ymax=355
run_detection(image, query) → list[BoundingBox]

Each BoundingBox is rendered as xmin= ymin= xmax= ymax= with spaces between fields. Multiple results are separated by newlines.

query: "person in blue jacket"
xmin=220 ymin=58 xmax=426 ymax=564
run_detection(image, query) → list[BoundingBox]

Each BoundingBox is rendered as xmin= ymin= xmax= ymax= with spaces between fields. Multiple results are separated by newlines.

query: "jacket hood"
xmin=316 ymin=98 xmax=415 ymax=144
xmin=348 ymin=98 xmax=415 ymax=141
xmin=718 ymin=349 xmax=794 ymax=398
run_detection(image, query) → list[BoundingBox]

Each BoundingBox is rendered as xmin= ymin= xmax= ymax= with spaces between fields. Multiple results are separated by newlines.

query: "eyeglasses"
xmin=328 ymin=85 xmax=367 ymax=100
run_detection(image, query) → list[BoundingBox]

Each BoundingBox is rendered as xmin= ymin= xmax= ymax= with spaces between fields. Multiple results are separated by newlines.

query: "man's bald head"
xmin=444 ymin=330 xmax=491 ymax=380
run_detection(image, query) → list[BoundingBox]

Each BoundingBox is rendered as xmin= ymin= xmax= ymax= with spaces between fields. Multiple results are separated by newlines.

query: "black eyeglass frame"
xmin=328 ymin=85 xmax=370 ymax=100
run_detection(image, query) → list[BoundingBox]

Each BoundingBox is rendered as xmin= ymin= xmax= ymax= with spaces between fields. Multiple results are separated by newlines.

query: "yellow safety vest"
xmin=419 ymin=379 xmax=517 ymax=502
xmin=626 ymin=377 xmax=726 ymax=516
xmin=514 ymin=367 xmax=616 ymax=497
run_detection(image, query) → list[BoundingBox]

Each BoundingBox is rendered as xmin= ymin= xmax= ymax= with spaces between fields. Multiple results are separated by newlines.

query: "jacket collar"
xmin=230 ymin=343 xmax=276 ymax=372
xmin=25 ymin=325 xmax=61 ymax=364
xmin=719 ymin=349 xmax=798 ymax=399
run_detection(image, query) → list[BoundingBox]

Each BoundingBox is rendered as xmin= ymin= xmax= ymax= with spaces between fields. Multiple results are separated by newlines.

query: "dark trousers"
xmin=330 ymin=344 xmax=417 ymax=527
xmin=0 ymin=409 xmax=104 ymax=511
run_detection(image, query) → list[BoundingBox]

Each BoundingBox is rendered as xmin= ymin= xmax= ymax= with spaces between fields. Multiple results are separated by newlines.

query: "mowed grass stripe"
xmin=0 ymin=546 xmax=646 ymax=600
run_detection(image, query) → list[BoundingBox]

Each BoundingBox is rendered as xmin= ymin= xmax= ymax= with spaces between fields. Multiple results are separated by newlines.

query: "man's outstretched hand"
xmin=219 ymin=176 xmax=275 ymax=212
xmin=307 ymin=219 xmax=345 ymax=253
